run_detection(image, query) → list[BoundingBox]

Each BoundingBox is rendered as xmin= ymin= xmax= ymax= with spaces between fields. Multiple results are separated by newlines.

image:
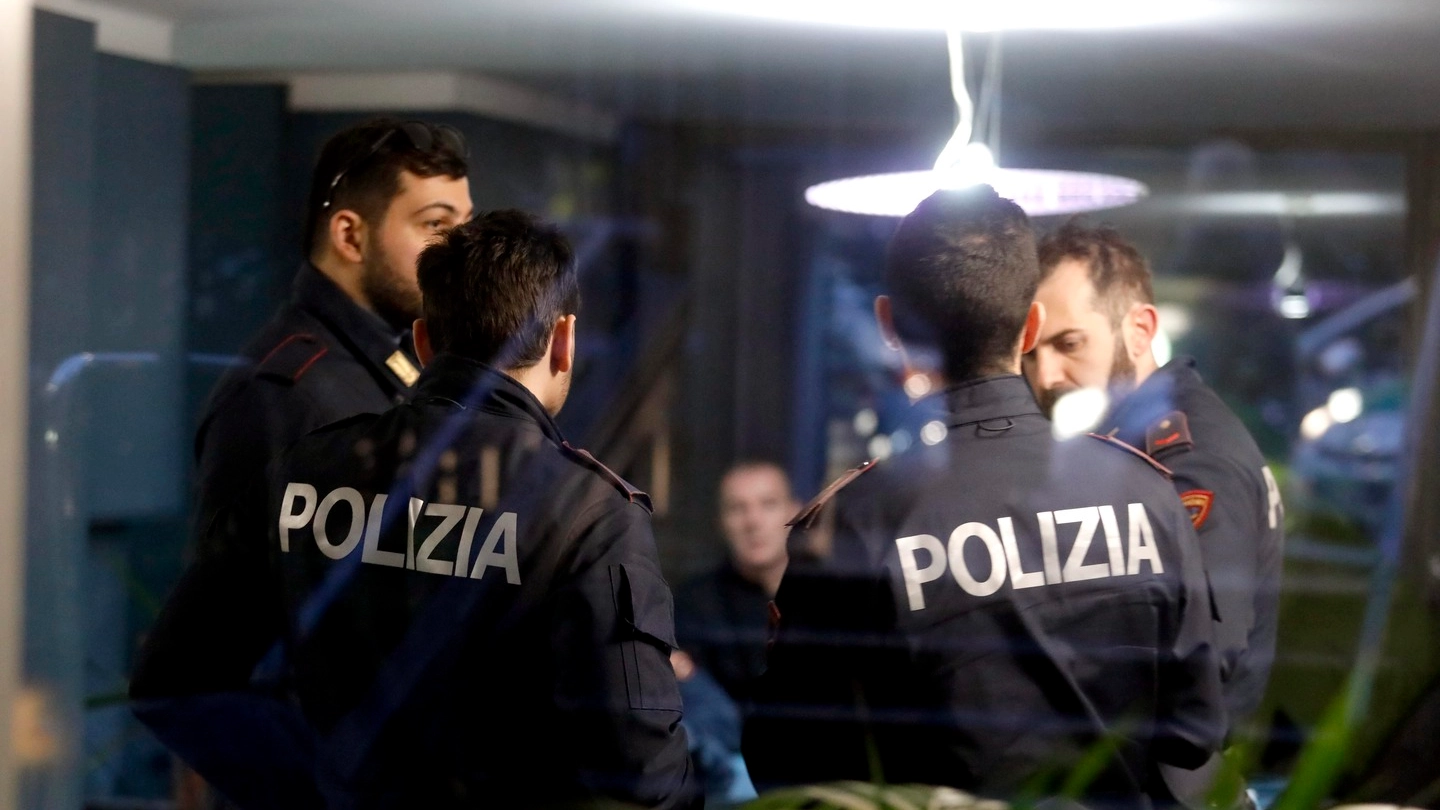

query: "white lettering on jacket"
xmin=277 ymin=483 xmax=521 ymax=585
xmin=895 ymin=503 xmax=1160 ymax=611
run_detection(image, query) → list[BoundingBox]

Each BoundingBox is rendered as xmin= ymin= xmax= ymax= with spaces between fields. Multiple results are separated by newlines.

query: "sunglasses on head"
xmin=320 ymin=121 xmax=468 ymax=212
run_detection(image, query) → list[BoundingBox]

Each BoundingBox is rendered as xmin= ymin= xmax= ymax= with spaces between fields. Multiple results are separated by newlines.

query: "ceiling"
xmin=71 ymin=0 xmax=1440 ymax=136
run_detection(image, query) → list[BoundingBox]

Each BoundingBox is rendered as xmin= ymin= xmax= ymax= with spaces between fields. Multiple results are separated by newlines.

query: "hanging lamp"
xmin=805 ymin=26 xmax=1148 ymax=217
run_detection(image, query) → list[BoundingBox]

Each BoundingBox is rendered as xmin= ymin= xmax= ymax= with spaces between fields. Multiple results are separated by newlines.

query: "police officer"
xmin=743 ymin=187 xmax=1225 ymax=806
xmin=132 ymin=211 xmax=697 ymax=808
xmin=1024 ymin=221 xmax=1284 ymax=804
xmin=193 ymin=117 xmax=473 ymax=557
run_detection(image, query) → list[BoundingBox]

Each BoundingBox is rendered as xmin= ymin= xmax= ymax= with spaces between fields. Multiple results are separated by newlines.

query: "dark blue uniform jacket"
xmin=1103 ymin=357 xmax=1284 ymax=727
xmin=192 ymin=263 xmax=418 ymax=558
xmin=132 ymin=354 xmax=697 ymax=809
xmin=743 ymin=375 xmax=1225 ymax=806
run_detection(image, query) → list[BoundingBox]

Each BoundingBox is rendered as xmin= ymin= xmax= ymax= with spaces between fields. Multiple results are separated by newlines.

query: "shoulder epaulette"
xmin=787 ymin=459 xmax=877 ymax=530
xmin=1145 ymin=410 xmax=1195 ymax=458
xmin=560 ymin=442 xmax=653 ymax=513
xmin=256 ymin=334 xmax=327 ymax=385
xmin=1088 ymin=433 xmax=1173 ymax=479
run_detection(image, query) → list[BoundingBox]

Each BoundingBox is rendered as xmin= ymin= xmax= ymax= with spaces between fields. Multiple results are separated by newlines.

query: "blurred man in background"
xmin=745 ymin=186 xmax=1224 ymax=806
xmin=675 ymin=460 xmax=799 ymax=704
xmin=670 ymin=461 xmax=798 ymax=805
xmin=1025 ymin=220 xmax=1284 ymax=806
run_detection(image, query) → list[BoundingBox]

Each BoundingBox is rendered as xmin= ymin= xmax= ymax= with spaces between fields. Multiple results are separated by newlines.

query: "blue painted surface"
xmin=88 ymin=52 xmax=190 ymax=519
xmin=27 ymin=11 xmax=98 ymax=809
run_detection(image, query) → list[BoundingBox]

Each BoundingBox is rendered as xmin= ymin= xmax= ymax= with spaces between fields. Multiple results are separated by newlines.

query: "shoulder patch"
xmin=1180 ymin=489 xmax=1215 ymax=530
xmin=560 ymin=442 xmax=653 ymax=513
xmin=1145 ymin=410 xmax=1195 ymax=458
xmin=787 ymin=459 xmax=877 ymax=530
xmin=1087 ymin=433 xmax=1173 ymax=480
xmin=256 ymin=334 xmax=328 ymax=385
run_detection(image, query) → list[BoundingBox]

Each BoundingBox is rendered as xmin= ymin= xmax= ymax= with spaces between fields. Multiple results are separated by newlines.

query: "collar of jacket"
xmin=1103 ymin=356 xmax=1201 ymax=446
xmin=412 ymin=353 xmax=566 ymax=446
xmin=291 ymin=262 xmax=415 ymax=392
xmin=933 ymin=374 xmax=1044 ymax=426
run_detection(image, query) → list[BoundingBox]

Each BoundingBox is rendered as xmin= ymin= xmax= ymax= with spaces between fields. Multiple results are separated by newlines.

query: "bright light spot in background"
xmin=891 ymin=430 xmax=913 ymax=453
xmin=1301 ymin=406 xmax=1333 ymax=441
xmin=1327 ymin=387 xmax=1364 ymax=424
xmin=903 ymin=374 xmax=933 ymax=399
xmin=1278 ymin=293 xmax=1311 ymax=320
xmin=853 ymin=408 xmax=878 ymax=437
xmin=1156 ymin=304 xmax=1192 ymax=338
xmin=665 ymin=0 xmax=1231 ymax=31
xmin=1145 ymin=191 xmax=1407 ymax=219
xmin=921 ymin=420 xmax=949 ymax=446
xmin=1319 ymin=337 xmax=1364 ymax=377
xmin=868 ymin=434 xmax=894 ymax=461
xmin=1151 ymin=329 xmax=1173 ymax=368
xmin=1051 ymin=388 xmax=1109 ymax=440
xmin=805 ymin=168 xmax=1148 ymax=218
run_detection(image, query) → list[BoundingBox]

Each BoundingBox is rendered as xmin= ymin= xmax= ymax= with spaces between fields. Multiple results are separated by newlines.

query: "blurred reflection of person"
xmin=1025 ymin=220 xmax=1285 ymax=808
xmin=675 ymin=461 xmax=800 ymax=705
xmin=670 ymin=461 xmax=797 ymax=805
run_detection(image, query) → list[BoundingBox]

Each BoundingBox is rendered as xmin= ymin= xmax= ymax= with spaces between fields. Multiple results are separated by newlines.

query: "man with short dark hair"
xmin=193 ymin=118 xmax=473 ymax=563
xmin=133 ymin=211 xmax=697 ymax=809
xmin=1025 ymin=220 xmax=1285 ymax=805
xmin=744 ymin=186 xmax=1225 ymax=806
xmin=675 ymin=460 xmax=800 ymax=704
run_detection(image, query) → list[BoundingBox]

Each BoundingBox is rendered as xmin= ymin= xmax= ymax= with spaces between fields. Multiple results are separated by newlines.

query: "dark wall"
xmin=89 ymin=53 xmax=190 ymax=518
xmin=186 ymin=84 xmax=289 ymax=431
xmin=30 ymin=10 xmax=193 ymax=803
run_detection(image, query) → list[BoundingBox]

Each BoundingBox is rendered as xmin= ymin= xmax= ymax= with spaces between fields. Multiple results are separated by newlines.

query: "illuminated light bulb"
xmin=1050 ymin=388 xmax=1109 ymax=440
xmin=805 ymin=169 xmax=1148 ymax=218
xmin=921 ymin=420 xmax=949 ymax=446
xmin=904 ymin=374 xmax=934 ymax=399
xmin=1300 ymin=406 xmax=1333 ymax=441
xmin=1327 ymin=387 xmax=1363 ymax=424
xmin=803 ymin=21 xmax=1147 ymax=217
xmin=1277 ymin=294 xmax=1311 ymax=319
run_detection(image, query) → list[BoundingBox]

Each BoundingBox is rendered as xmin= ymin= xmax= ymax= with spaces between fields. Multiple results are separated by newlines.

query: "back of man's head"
xmin=885 ymin=185 xmax=1039 ymax=382
xmin=304 ymin=117 xmax=469 ymax=258
xmin=417 ymin=210 xmax=580 ymax=370
xmin=1037 ymin=218 xmax=1154 ymax=325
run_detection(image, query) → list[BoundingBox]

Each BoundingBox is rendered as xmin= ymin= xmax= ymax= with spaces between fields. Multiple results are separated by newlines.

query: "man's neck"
xmin=1133 ymin=350 xmax=1160 ymax=388
xmin=504 ymin=362 xmax=560 ymax=417
xmin=312 ymin=254 xmax=371 ymax=313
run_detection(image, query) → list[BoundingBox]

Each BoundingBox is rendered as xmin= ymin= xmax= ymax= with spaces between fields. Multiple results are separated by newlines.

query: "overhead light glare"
xmin=806 ymin=168 xmax=1148 ymax=218
xmin=804 ymin=22 xmax=1147 ymax=217
xmin=667 ymin=0 xmax=1230 ymax=31
xmin=1278 ymin=294 xmax=1311 ymax=320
